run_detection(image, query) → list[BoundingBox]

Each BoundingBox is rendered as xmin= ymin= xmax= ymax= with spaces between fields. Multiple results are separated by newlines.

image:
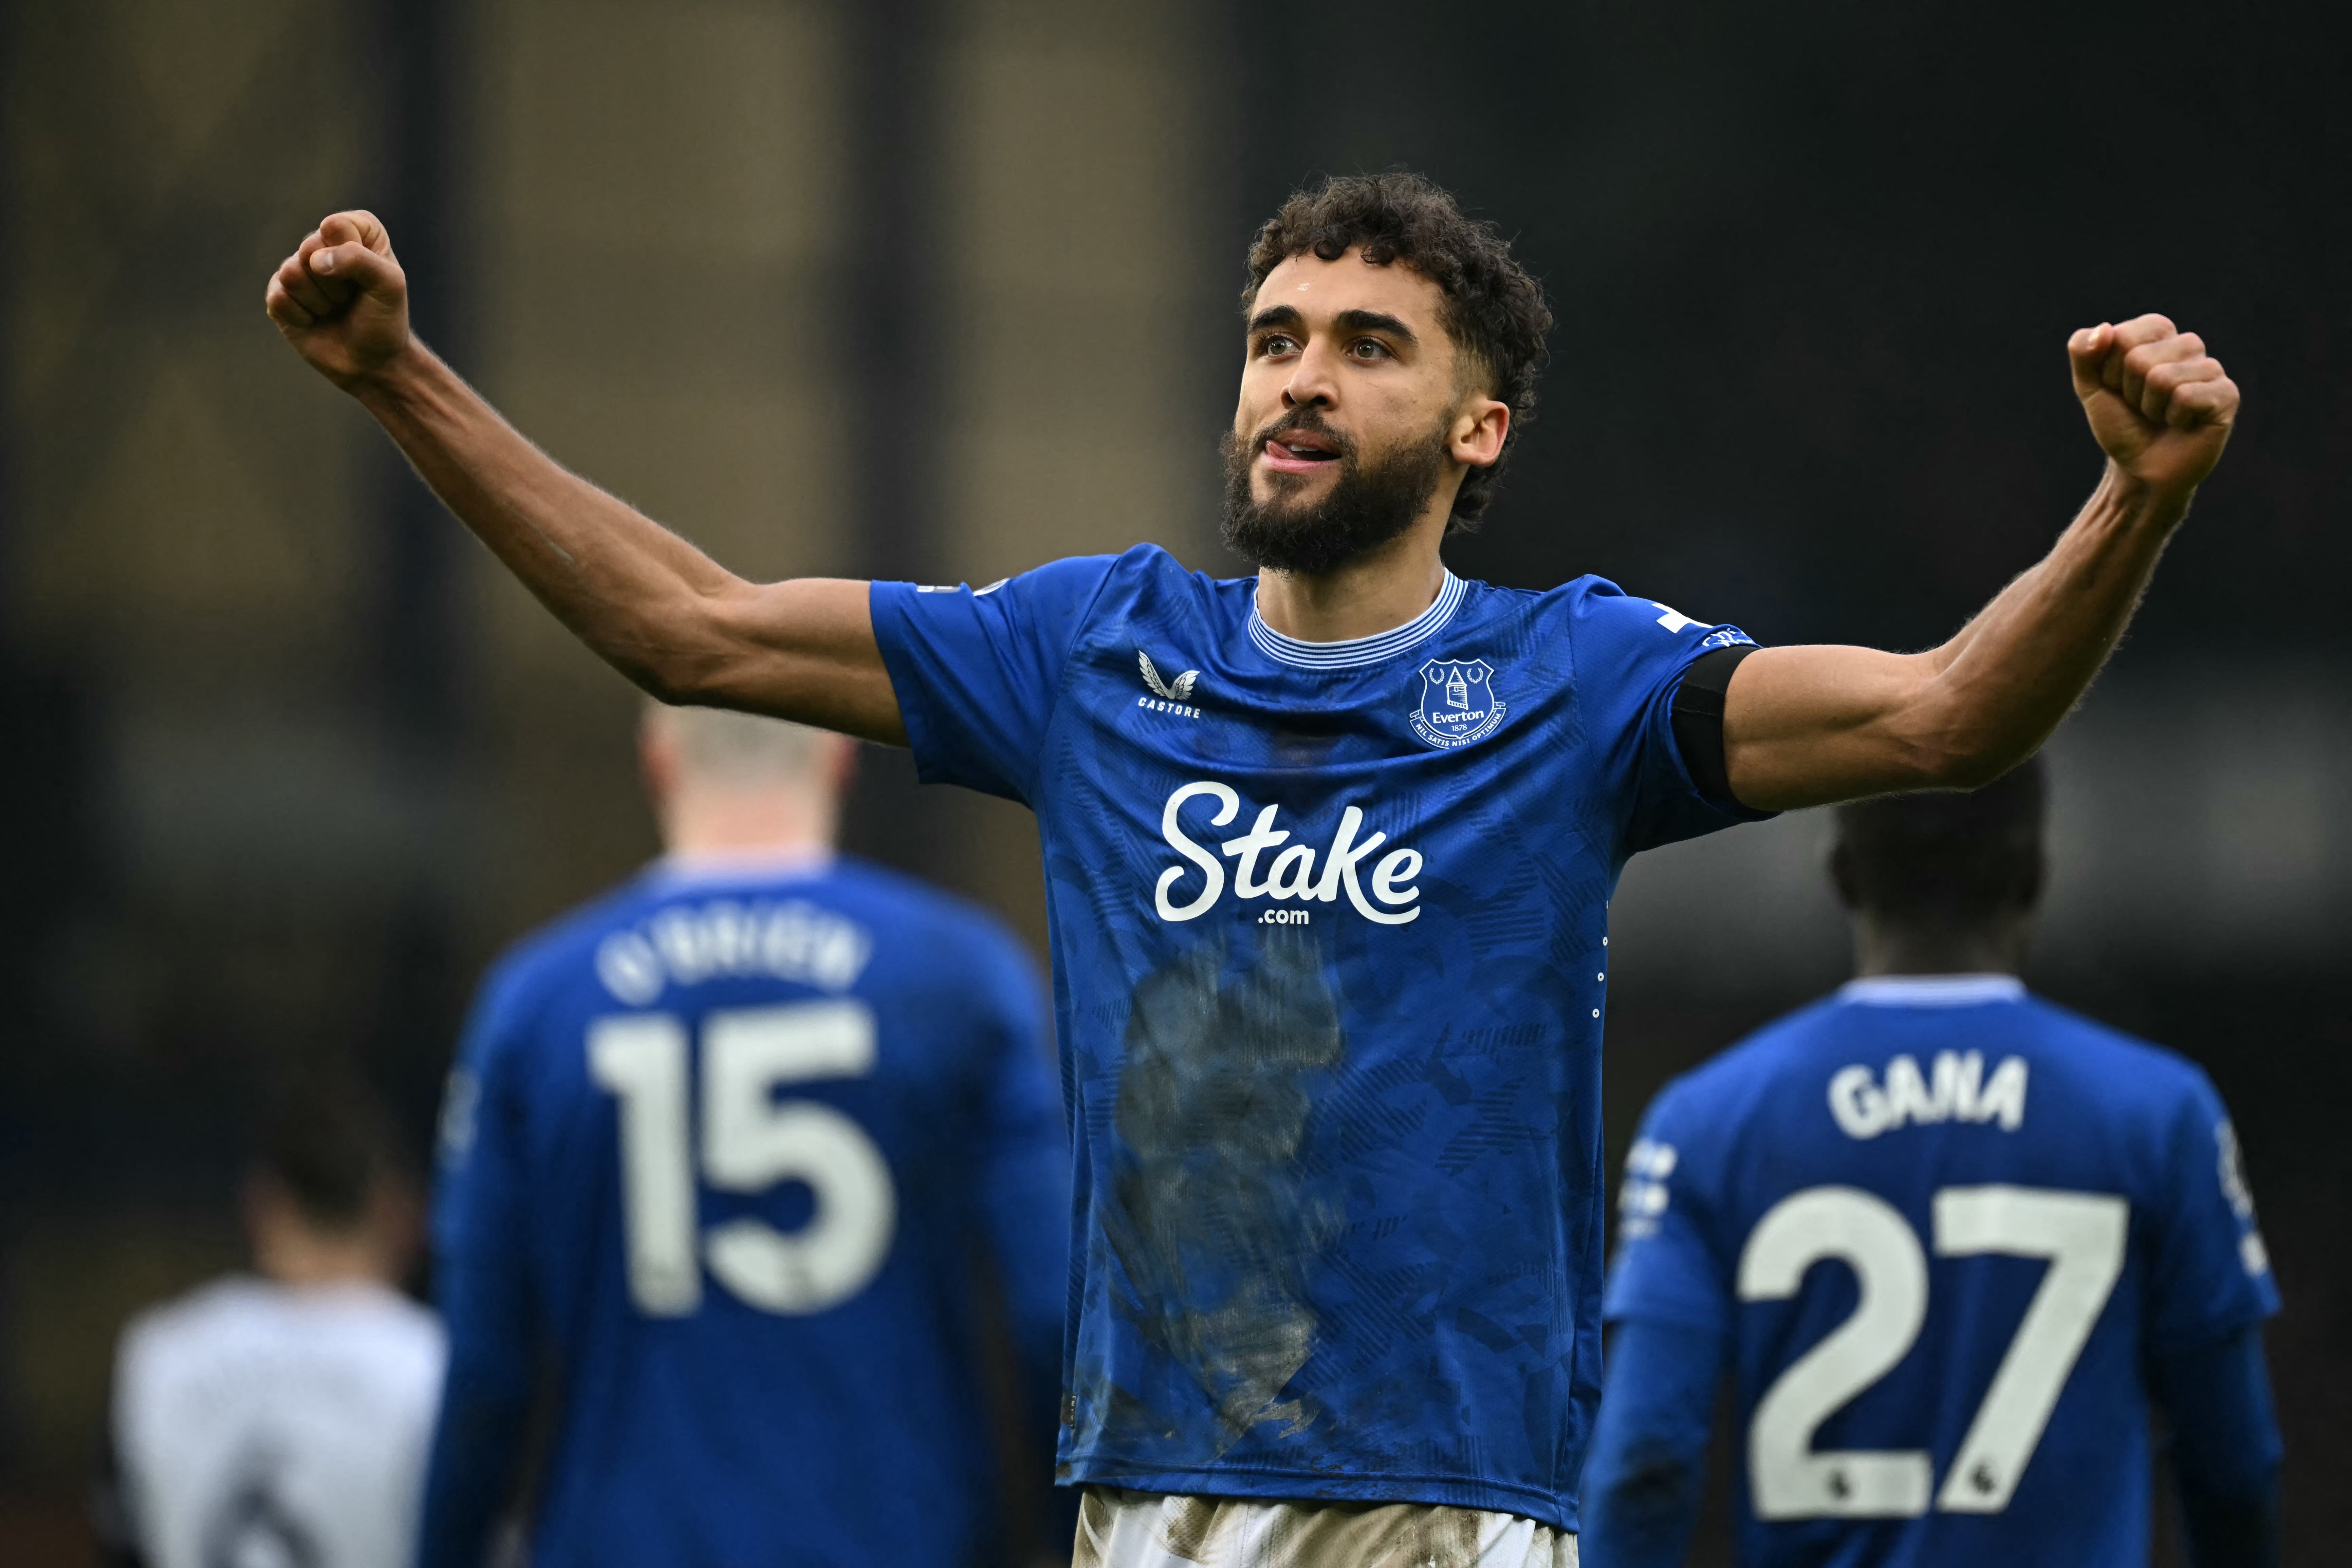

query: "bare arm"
xmin=1723 ymin=313 xmax=2238 ymax=810
xmin=264 ymin=211 xmax=904 ymax=743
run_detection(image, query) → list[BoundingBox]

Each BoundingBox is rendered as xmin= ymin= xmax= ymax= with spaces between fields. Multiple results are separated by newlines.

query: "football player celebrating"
xmin=268 ymin=171 xmax=2238 ymax=1565
xmin=1585 ymin=760 xmax=2281 ymax=1567
xmin=418 ymin=706 xmax=1069 ymax=1567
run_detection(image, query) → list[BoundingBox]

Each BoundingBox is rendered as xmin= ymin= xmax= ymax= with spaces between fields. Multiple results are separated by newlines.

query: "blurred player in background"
xmin=418 ymin=704 xmax=1069 ymax=1568
xmin=1585 ymin=759 xmax=2283 ymax=1567
xmin=97 ymin=1079 xmax=442 ymax=1568
xmin=267 ymin=167 xmax=2240 ymax=1565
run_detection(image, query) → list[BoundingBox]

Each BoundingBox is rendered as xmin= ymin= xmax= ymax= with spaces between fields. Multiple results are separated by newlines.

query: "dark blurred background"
xmin=2 ymin=0 xmax=2344 ymax=1561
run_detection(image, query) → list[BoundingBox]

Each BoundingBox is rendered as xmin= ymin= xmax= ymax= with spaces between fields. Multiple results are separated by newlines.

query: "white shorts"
xmin=1071 ymin=1487 xmax=1579 ymax=1568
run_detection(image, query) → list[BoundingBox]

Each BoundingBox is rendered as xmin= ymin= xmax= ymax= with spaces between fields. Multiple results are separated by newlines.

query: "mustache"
xmin=1249 ymin=408 xmax=1356 ymax=461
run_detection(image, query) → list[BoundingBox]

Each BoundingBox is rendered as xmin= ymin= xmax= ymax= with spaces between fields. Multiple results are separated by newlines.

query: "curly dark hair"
xmin=1244 ymin=171 xmax=1553 ymax=526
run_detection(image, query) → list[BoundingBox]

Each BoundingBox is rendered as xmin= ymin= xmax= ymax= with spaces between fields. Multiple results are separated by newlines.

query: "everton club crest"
xmin=1410 ymin=658 xmax=1508 ymax=750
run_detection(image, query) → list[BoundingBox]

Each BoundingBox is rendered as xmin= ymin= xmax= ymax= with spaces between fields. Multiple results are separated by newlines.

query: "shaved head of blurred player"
xmin=1831 ymin=757 xmax=2048 ymax=979
xmin=639 ymin=703 xmax=857 ymax=857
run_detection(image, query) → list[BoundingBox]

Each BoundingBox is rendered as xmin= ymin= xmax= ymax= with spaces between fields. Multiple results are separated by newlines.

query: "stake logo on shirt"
xmin=1410 ymin=658 xmax=1507 ymax=749
xmin=1153 ymin=782 xmax=1423 ymax=925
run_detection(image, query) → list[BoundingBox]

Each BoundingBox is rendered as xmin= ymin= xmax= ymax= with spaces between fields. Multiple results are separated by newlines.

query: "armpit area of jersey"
xmin=1670 ymin=644 xmax=1762 ymax=813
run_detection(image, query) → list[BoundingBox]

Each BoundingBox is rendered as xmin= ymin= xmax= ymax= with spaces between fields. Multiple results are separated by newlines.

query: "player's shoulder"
xmin=1683 ymin=984 xmax=2221 ymax=1131
xmin=983 ymin=543 xmax=1251 ymax=647
xmin=118 ymin=1276 xmax=338 ymax=1382
xmin=1015 ymin=542 xmax=1236 ymax=600
xmin=1095 ymin=542 xmax=1256 ymax=617
xmin=1649 ymin=993 xmax=1852 ymax=1127
xmin=624 ymin=855 xmax=1038 ymax=1000
xmin=115 ymin=1276 xmax=260 ymax=1419
xmin=470 ymin=871 xmax=667 ymax=1017
xmin=2008 ymin=991 xmax=2222 ymax=1117
xmin=1488 ymin=573 xmax=1758 ymax=665
xmin=120 ymin=1274 xmax=272 ymax=1359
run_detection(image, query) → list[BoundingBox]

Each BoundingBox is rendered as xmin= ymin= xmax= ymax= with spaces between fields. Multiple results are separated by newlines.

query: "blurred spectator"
xmin=418 ymin=705 xmax=1070 ymax=1568
xmin=94 ymin=1079 xmax=443 ymax=1568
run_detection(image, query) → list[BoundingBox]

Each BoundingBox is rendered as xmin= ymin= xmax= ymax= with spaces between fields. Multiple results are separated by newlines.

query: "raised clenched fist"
xmin=263 ymin=210 xmax=411 ymax=390
xmin=2067 ymin=314 xmax=2238 ymax=499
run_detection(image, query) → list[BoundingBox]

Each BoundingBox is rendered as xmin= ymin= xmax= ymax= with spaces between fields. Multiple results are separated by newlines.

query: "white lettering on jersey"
xmin=2214 ymin=1118 xmax=2273 ymax=1277
xmin=1827 ymin=1051 xmax=2027 ymax=1139
xmin=595 ymin=900 xmax=874 ymax=1005
xmin=1652 ymin=602 xmax=1696 ymax=633
xmin=1154 ymin=782 xmax=1421 ymax=925
xmin=1617 ymin=1138 xmax=1680 ymax=1239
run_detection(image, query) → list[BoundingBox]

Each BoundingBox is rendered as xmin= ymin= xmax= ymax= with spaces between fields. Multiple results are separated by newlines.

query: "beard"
xmin=1220 ymin=410 xmax=1451 ymax=576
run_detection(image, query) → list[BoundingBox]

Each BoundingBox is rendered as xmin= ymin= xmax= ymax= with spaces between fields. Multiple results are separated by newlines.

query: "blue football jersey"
xmin=427 ymin=856 xmax=1069 ymax=1568
xmin=1604 ymin=975 xmax=2280 ymax=1567
xmin=870 ymin=544 xmax=1764 ymax=1529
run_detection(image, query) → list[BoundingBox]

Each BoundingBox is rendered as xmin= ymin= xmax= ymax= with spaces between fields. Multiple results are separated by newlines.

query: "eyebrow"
xmin=1334 ymin=308 xmax=1420 ymax=346
xmin=1245 ymin=303 xmax=1423 ymax=347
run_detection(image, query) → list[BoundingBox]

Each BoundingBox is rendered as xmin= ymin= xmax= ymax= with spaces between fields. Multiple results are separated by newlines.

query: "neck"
xmin=255 ymin=1225 xmax=392 ymax=1290
xmin=1252 ymin=514 xmax=1449 ymax=642
xmin=1849 ymin=915 xmax=2030 ymax=979
xmin=663 ymin=788 xmax=836 ymax=859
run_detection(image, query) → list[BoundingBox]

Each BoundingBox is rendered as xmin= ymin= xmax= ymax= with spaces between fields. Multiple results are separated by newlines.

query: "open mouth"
xmin=1260 ymin=427 xmax=1343 ymax=474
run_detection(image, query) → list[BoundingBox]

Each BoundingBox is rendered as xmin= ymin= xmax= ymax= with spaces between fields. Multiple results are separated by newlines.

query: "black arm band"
xmin=1670 ymin=645 xmax=1760 ymax=813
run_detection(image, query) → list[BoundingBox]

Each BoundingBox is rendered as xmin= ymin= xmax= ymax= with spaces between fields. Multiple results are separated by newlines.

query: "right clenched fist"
xmin=264 ymin=210 xmax=410 ymax=390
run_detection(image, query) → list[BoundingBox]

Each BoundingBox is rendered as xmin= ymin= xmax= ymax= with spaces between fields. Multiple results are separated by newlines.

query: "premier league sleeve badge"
xmin=1411 ymin=658 xmax=1508 ymax=749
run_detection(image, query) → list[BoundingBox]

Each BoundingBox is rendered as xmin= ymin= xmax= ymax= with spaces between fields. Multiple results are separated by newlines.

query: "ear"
xmin=1450 ymin=396 xmax=1510 ymax=470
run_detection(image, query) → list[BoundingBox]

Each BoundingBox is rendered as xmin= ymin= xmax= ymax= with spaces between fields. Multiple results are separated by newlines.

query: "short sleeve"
xmin=1569 ymin=582 xmax=1775 ymax=856
xmin=2142 ymin=1074 xmax=2281 ymax=1354
xmin=869 ymin=555 xmax=1124 ymax=804
xmin=1604 ymin=1084 xmax=1734 ymax=1337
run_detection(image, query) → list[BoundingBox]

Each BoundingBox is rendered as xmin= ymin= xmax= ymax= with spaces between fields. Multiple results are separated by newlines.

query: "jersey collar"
xmin=1837 ymin=974 xmax=2026 ymax=1007
xmin=1246 ymin=571 xmax=1466 ymax=671
xmin=647 ymin=846 xmax=834 ymax=888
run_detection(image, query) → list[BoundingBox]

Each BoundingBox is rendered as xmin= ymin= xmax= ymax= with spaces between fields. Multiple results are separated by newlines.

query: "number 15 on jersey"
xmin=588 ymin=1000 xmax=897 ymax=1318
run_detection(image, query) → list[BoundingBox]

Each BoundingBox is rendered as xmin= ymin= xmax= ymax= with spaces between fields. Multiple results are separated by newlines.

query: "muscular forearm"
xmin=1725 ymin=470 xmax=2181 ymax=809
xmin=264 ymin=213 xmax=903 ymax=741
xmin=353 ymin=345 xmax=903 ymax=740
xmin=1925 ymin=463 xmax=2182 ymax=732
xmin=1720 ymin=314 xmax=2234 ymax=810
xmin=358 ymin=344 xmax=721 ymax=680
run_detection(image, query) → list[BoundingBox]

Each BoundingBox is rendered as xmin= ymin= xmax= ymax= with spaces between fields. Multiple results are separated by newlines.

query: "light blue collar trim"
xmin=647 ymin=848 xmax=833 ymax=888
xmin=1246 ymin=572 xmax=1466 ymax=670
xmin=1838 ymin=974 xmax=2026 ymax=1007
